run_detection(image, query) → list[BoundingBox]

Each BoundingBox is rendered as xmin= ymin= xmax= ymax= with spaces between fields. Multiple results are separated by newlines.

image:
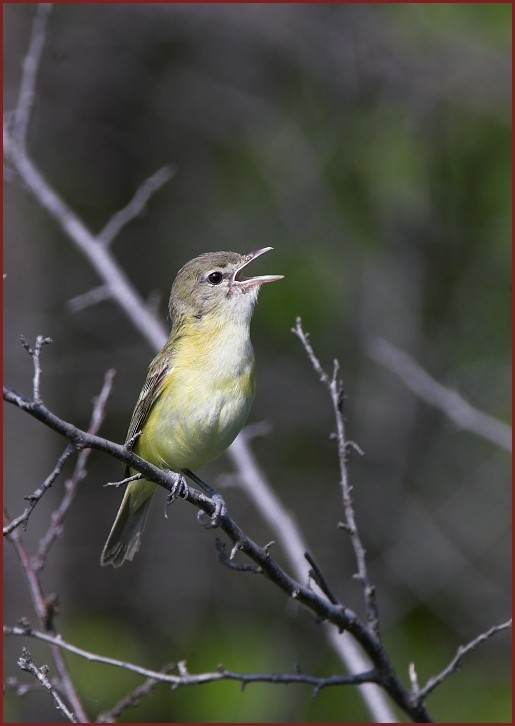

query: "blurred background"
xmin=4 ymin=3 xmax=511 ymax=722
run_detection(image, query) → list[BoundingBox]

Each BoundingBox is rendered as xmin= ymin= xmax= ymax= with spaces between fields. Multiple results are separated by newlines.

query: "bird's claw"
xmin=197 ymin=493 xmax=227 ymax=529
xmin=165 ymin=473 xmax=189 ymax=510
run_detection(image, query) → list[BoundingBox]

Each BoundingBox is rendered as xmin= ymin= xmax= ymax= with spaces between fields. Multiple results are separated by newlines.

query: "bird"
xmin=101 ymin=247 xmax=283 ymax=567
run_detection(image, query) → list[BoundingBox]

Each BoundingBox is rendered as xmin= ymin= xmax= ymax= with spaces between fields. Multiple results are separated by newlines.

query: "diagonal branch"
xmin=368 ymin=337 xmax=512 ymax=453
xmin=97 ymin=165 xmax=175 ymax=246
xmin=3 ymin=445 xmax=75 ymax=536
xmin=17 ymin=647 xmax=77 ymax=723
xmin=4 ymin=125 xmax=168 ymax=351
xmin=413 ymin=619 xmax=512 ymax=705
xmin=96 ymin=666 xmax=174 ymax=723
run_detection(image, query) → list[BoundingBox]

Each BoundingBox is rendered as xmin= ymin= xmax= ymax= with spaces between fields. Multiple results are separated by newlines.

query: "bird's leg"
xmin=164 ymin=471 xmax=189 ymax=517
xmin=183 ymin=468 xmax=227 ymax=528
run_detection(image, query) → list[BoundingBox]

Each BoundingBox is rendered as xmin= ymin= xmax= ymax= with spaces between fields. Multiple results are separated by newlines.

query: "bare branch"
xmin=6 ymin=525 xmax=89 ymax=721
xmin=6 ymin=626 xmax=379 ymax=695
xmin=292 ymin=317 xmax=380 ymax=638
xmin=216 ymin=538 xmax=261 ymax=572
xmin=66 ymin=284 xmax=111 ymax=313
xmin=4 ymin=370 xmax=117 ymax=719
xmin=3 ymin=124 xmax=168 ymax=351
xmin=226 ymin=427 xmax=395 ymax=722
xmin=11 ymin=3 xmax=53 ymax=150
xmin=35 ymin=369 xmax=116 ymax=567
xmin=19 ymin=334 xmax=52 ymax=403
xmin=304 ymin=551 xmax=339 ymax=605
xmin=17 ymin=647 xmax=77 ymax=723
xmin=3 ymin=445 xmax=75 ymax=536
xmin=104 ymin=473 xmax=142 ymax=489
xmin=368 ymin=337 xmax=512 ymax=452
xmin=4 ymin=368 xmax=115 ymax=543
xmin=96 ymin=666 xmax=174 ymax=722
xmin=413 ymin=619 xmax=512 ymax=705
xmin=4 ymin=381 xmax=436 ymax=722
xmin=5 ymin=6 xmax=173 ymax=339
xmin=98 ymin=165 xmax=175 ymax=246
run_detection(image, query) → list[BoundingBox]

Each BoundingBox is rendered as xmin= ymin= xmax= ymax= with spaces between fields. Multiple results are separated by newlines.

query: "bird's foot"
xmin=164 ymin=472 xmax=189 ymax=517
xmin=181 ymin=469 xmax=227 ymax=528
xmin=197 ymin=492 xmax=227 ymax=529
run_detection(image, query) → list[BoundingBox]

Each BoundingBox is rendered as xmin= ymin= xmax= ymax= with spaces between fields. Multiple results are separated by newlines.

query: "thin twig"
xmin=4 ymin=370 xmax=116 ymax=719
xmin=35 ymin=369 xmax=116 ymax=567
xmin=6 ymin=626 xmax=379 ymax=694
xmin=226 ymin=427 xmax=394 ymax=722
xmin=368 ymin=337 xmax=512 ymax=453
xmin=3 ymin=125 xmax=168 ymax=350
xmin=19 ymin=334 xmax=52 ymax=403
xmin=413 ymin=619 xmax=512 ymax=705
xmin=292 ymin=317 xmax=380 ymax=639
xmin=12 ymin=3 xmax=53 ymax=150
xmin=66 ymin=284 xmax=111 ymax=313
xmin=96 ymin=666 xmax=174 ymax=722
xmin=3 ymin=445 xmax=75 ymax=536
xmin=98 ymin=166 xmax=175 ymax=246
xmin=17 ymin=647 xmax=77 ymax=723
xmin=304 ymin=551 xmax=339 ymax=605
xmin=215 ymin=539 xmax=261 ymax=572
xmin=6 ymin=526 xmax=89 ymax=721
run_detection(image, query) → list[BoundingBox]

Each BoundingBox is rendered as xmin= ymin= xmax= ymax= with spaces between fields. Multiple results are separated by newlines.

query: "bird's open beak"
xmin=231 ymin=247 xmax=284 ymax=292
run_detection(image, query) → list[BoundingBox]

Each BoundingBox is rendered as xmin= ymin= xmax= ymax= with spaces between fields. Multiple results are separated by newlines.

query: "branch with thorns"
xmin=292 ymin=317 xmax=379 ymax=638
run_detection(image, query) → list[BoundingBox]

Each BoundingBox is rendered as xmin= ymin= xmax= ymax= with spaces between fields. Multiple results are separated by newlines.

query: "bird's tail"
xmin=100 ymin=479 xmax=154 ymax=567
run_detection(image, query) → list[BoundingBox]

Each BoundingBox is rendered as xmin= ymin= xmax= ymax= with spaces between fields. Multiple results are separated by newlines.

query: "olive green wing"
xmin=124 ymin=350 xmax=172 ymax=460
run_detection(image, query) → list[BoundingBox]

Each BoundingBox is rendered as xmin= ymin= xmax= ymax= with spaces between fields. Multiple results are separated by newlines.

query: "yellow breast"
xmin=136 ymin=316 xmax=256 ymax=472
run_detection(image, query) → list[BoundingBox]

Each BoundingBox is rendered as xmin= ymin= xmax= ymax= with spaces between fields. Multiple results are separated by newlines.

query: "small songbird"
xmin=101 ymin=248 xmax=283 ymax=567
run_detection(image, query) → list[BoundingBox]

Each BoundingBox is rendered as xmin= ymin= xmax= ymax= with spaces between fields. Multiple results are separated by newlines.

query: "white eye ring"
xmin=207 ymin=271 xmax=224 ymax=285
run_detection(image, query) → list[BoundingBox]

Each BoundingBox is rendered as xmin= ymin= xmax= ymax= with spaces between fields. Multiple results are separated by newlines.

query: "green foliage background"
xmin=4 ymin=3 xmax=511 ymax=722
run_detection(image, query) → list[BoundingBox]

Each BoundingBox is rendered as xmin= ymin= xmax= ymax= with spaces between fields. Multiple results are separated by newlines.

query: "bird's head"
xmin=169 ymin=247 xmax=283 ymax=324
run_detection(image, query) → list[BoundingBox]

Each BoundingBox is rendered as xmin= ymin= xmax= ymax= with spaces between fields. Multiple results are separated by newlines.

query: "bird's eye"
xmin=207 ymin=271 xmax=224 ymax=285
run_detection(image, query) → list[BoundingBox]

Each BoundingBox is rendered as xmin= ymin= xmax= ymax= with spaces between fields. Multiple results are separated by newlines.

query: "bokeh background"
xmin=4 ymin=3 xmax=511 ymax=722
